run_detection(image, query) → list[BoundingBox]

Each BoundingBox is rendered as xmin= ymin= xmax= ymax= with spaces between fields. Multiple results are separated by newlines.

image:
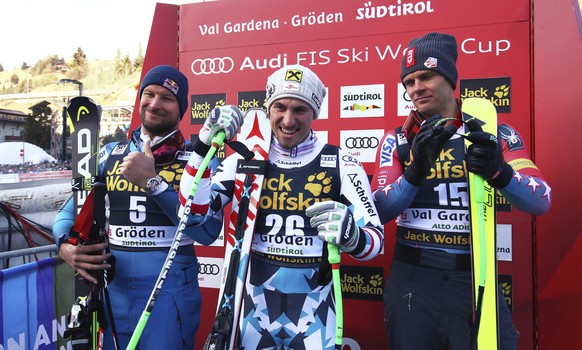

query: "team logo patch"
xmin=305 ymin=172 xmax=333 ymax=196
xmin=424 ymin=57 xmax=438 ymax=69
xmin=499 ymin=124 xmax=523 ymax=151
xmin=111 ymin=144 xmax=128 ymax=156
xmin=405 ymin=47 xmax=416 ymax=68
xmin=282 ymin=83 xmax=300 ymax=93
xmin=396 ymin=132 xmax=408 ymax=145
xmin=320 ymin=154 xmax=336 ymax=168
xmin=342 ymin=154 xmax=362 ymax=166
xmin=285 ymin=69 xmax=303 ymax=82
xmin=380 ymin=134 xmax=397 ymax=167
xmin=178 ymin=151 xmax=191 ymax=161
xmin=311 ymin=93 xmax=321 ymax=109
xmin=163 ymin=78 xmax=179 ymax=94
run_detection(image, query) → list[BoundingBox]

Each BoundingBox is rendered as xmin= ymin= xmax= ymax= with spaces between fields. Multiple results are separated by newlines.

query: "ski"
xmin=203 ymin=108 xmax=272 ymax=350
xmin=461 ymin=97 xmax=500 ymax=350
xmin=67 ymin=96 xmax=101 ymax=223
xmin=64 ymin=96 xmax=110 ymax=349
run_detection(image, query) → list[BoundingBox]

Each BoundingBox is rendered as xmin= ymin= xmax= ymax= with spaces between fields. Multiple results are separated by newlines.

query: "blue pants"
xmin=383 ymin=260 xmax=518 ymax=350
xmin=101 ymin=249 xmax=201 ymax=350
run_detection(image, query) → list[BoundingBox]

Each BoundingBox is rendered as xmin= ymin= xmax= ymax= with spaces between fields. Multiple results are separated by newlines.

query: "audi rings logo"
xmin=345 ymin=136 xmax=379 ymax=149
xmin=199 ymin=263 xmax=220 ymax=275
xmin=191 ymin=57 xmax=234 ymax=75
xmin=342 ymin=155 xmax=362 ymax=165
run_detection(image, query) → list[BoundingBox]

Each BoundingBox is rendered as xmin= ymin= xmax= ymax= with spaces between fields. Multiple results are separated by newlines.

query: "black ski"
xmin=63 ymin=96 xmax=114 ymax=349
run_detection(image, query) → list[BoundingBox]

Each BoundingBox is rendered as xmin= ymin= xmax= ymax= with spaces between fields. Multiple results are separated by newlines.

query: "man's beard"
xmin=141 ymin=116 xmax=178 ymax=136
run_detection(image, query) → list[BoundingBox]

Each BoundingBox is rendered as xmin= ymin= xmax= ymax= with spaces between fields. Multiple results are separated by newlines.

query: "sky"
xmin=0 ymin=0 xmax=198 ymax=70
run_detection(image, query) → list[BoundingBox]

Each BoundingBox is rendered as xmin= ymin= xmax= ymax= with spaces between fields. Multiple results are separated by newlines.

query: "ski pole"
xmin=328 ymin=243 xmax=343 ymax=349
xmin=126 ymin=131 xmax=226 ymax=350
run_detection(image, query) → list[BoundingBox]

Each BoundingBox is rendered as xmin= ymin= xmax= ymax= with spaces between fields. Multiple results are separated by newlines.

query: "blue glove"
xmin=306 ymin=201 xmax=360 ymax=253
xmin=199 ymin=105 xmax=244 ymax=146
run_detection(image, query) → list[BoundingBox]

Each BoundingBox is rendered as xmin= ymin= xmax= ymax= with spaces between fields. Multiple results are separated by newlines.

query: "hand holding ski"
xmin=65 ymin=96 xmax=119 ymax=349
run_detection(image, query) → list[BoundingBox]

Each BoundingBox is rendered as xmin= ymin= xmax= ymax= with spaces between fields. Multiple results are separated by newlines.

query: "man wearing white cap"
xmin=186 ymin=64 xmax=384 ymax=349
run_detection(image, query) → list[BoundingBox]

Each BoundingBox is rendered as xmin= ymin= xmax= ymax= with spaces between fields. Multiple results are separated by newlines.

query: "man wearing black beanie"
xmin=370 ymin=32 xmax=552 ymax=350
xmin=53 ymin=65 xmax=243 ymax=349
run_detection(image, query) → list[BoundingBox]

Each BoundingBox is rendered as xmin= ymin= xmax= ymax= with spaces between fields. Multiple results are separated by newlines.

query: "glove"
xmin=199 ymin=105 xmax=244 ymax=146
xmin=465 ymin=131 xmax=505 ymax=180
xmin=306 ymin=201 xmax=360 ymax=253
xmin=405 ymin=114 xmax=457 ymax=185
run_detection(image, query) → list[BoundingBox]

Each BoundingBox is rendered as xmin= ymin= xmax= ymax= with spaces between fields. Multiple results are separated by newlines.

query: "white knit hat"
xmin=265 ymin=64 xmax=326 ymax=118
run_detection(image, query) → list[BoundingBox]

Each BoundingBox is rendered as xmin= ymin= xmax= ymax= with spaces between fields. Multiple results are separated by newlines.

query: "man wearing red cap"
xmin=371 ymin=32 xmax=551 ymax=349
xmin=53 ymin=65 xmax=243 ymax=349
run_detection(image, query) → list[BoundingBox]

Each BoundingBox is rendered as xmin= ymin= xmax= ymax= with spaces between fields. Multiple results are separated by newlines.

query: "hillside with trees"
xmin=0 ymin=46 xmax=144 ymax=151
xmin=0 ymin=46 xmax=144 ymax=111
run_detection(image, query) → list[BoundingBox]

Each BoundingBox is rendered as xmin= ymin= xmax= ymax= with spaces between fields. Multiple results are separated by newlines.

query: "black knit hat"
xmin=139 ymin=65 xmax=189 ymax=119
xmin=401 ymin=32 xmax=458 ymax=90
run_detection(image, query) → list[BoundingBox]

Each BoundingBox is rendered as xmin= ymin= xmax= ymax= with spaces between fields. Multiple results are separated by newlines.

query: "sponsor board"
xmin=497 ymin=224 xmax=513 ymax=261
xmin=198 ymin=256 xmax=224 ymax=289
xmin=340 ymin=84 xmax=384 ymax=118
xmin=340 ymin=265 xmax=384 ymax=301
xmin=460 ymin=77 xmax=512 ymax=113
xmin=340 ymin=129 xmax=384 ymax=163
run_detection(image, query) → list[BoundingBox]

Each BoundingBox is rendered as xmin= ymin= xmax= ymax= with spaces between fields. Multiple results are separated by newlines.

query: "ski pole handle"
xmin=184 ymin=131 xmax=226 ymax=198
xmin=126 ymin=131 xmax=226 ymax=350
xmin=328 ymin=243 xmax=343 ymax=349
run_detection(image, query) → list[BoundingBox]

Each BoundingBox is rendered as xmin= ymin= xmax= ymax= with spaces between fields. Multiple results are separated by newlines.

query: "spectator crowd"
xmin=0 ymin=161 xmax=71 ymax=174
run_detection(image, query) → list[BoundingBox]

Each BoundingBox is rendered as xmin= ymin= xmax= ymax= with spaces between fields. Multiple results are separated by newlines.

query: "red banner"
xmin=138 ymin=1 xmax=542 ymax=349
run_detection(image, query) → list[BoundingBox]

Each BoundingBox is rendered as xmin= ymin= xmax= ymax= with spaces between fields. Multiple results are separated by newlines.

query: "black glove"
xmin=465 ymin=130 xmax=513 ymax=188
xmin=405 ymin=114 xmax=457 ymax=186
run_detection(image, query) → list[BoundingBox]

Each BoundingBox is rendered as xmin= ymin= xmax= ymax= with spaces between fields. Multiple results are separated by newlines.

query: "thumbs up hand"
xmin=143 ymin=138 xmax=155 ymax=159
xmin=121 ymin=139 xmax=157 ymax=188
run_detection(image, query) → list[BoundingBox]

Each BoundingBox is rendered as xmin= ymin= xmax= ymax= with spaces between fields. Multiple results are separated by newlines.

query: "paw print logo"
xmin=159 ymin=163 xmax=184 ymax=188
xmin=369 ymin=274 xmax=383 ymax=287
xmin=305 ymin=172 xmax=332 ymax=196
xmin=494 ymin=84 xmax=510 ymax=99
xmin=500 ymin=281 xmax=511 ymax=297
